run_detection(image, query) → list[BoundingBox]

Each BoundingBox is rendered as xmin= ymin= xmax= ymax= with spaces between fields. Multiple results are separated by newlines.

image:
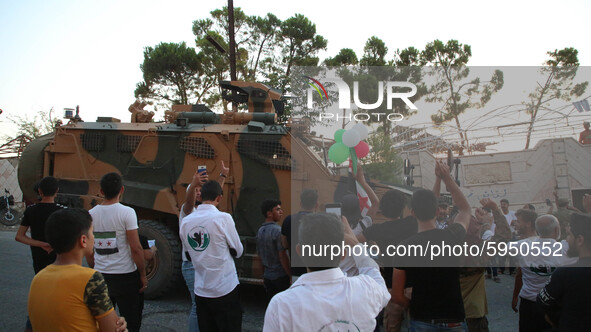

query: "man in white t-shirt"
xmin=500 ymin=198 xmax=517 ymax=275
xmin=87 ymin=172 xmax=147 ymax=332
xmin=512 ymin=213 xmax=577 ymax=332
xmin=180 ymin=180 xmax=243 ymax=332
xmin=263 ymin=213 xmax=390 ymax=332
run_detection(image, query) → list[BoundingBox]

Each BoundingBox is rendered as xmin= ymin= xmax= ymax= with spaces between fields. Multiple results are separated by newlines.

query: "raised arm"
xmin=437 ymin=161 xmax=471 ymax=230
xmin=355 ymin=165 xmax=379 ymax=219
xmin=217 ymin=160 xmax=229 ymax=187
xmin=183 ymin=169 xmax=209 ymax=216
xmin=433 ymin=173 xmax=442 ymax=198
xmin=480 ymin=198 xmax=511 ymax=243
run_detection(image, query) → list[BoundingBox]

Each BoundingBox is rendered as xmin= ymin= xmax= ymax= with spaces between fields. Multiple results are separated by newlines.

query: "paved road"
xmin=0 ymin=228 xmax=517 ymax=331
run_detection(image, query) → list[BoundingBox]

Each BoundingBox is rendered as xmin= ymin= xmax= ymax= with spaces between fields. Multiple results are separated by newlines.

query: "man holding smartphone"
xmin=180 ymin=161 xmax=229 ymax=332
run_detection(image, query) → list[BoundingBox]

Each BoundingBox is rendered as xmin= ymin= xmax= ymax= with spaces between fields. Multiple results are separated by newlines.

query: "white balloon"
xmin=352 ymin=123 xmax=369 ymax=140
xmin=342 ymin=129 xmax=361 ymax=147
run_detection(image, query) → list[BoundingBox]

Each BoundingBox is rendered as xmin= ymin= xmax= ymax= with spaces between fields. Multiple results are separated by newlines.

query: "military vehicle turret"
xmin=18 ymin=81 xmax=355 ymax=298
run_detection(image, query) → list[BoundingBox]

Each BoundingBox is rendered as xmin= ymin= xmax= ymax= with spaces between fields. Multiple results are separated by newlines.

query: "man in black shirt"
xmin=15 ymin=176 xmax=64 ymax=332
xmin=16 ymin=176 xmax=65 ymax=273
xmin=393 ymin=161 xmax=472 ymax=331
xmin=281 ymin=189 xmax=318 ymax=279
xmin=358 ymin=189 xmax=417 ymax=331
xmin=537 ymin=212 xmax=591 ymax=331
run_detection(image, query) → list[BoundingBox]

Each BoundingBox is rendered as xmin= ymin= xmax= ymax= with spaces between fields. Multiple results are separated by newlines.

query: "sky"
xmin=1 ymin=0 xmax=590 ymax=151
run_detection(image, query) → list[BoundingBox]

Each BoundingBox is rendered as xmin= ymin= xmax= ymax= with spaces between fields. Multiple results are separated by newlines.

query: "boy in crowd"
xmin=16 ymin=176 xmax=65 ymax=331
xmin=257 ymin=199 xmax=290 ymax=302
xmin=393 ymin=161 xmax=472 ymax=331
xmin=88 ymin=172 xmax=147 ymax=332
xmin=180 ymin=180 xmax=243 ymax=332
xmin=28 ymin=208 xmax=127 ymax=332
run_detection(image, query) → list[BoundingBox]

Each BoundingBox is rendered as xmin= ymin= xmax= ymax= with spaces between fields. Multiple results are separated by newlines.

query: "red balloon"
xmin=354 ymin=141 xmax=370 ymax=158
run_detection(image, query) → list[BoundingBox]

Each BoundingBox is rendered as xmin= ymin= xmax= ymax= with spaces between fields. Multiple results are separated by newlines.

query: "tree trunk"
xmin=454 ymin=115 xmax=466 ymax=156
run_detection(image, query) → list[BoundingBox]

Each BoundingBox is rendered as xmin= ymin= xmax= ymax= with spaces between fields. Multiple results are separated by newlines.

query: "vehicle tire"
xmin=0 ymin=208 xmax=21 ymax=226
xmin=138 ymin=219 xmax=182 ymax=299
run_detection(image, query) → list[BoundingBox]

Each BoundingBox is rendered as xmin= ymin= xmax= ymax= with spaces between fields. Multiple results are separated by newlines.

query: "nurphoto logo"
xmin=304 ymin=76 xmax=418 ymax=123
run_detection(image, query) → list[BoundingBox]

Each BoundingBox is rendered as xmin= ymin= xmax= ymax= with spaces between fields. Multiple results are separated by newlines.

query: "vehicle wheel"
xmin=0 ymin=208 xmax=21 ymax=226
xmin=138 ymin=219 xmax=182 ymax=299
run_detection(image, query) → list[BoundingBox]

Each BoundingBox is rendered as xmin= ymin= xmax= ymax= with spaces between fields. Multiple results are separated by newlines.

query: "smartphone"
xmin=325 ymin=203 xmax=342 ymax=218
xmin=198 ymin=165 xmax=207 ymax=174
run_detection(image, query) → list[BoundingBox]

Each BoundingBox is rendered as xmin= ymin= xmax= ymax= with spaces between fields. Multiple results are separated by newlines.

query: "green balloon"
xmin=334 ymin=129 xmax=345 ymax=143
xmin=328 ymin=142 xmax=350 ymax=164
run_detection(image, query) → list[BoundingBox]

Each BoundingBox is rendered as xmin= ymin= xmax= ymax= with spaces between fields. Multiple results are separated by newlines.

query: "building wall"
xmin=0 ymin=158 xmax=22 ymax=202
xmin=401 ymin=138 xmax=591 ymax=211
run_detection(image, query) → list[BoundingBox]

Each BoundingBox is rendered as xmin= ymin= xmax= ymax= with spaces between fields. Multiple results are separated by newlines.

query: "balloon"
xmin=328 ymin=143 xmax=350 ymax=164
xmin=354 ymin=141 xmax=370 ymax=158
xmin=334 ymin=129 xmax=345 ymax=143
xmin=342 ymin=129 xmax=361 ymax=148
xmin=352 ymin=123 xmax=369 ymax=140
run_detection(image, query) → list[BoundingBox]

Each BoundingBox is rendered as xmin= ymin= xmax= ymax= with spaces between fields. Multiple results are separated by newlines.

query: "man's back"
xmin=281 ymin=211 xmax=309 ymax=276
xmin=21 ymin=203 xmax=64 ymax=272
xmin=538 ymin=257 xmax=591 ymax=331
xmin=263 ymin=267 xmax=390 ymax=331
xmin=89 ymin=203 xmax=137 ymax=273
xmin=517 ymin=236 xmax=577 ymax=301
xmin=28 ymin=264 xmax=113 ymax=332
xmin=256 ymin=222 xmax=285 ymax=280
xmin=396 ymin=223 xmax=466 ymax=321
xmin=180 ymin=203 xmax=243 ymax=297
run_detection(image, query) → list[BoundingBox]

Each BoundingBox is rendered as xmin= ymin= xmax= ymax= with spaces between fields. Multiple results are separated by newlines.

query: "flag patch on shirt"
xmin=94 ymin=231 xmax=119 ymax=255
xmin=187 ymin=226 xmax=210 ymax=252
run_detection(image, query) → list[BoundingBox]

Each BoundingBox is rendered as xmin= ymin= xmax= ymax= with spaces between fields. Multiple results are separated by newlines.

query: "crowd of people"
xmin=14 ymin=159 xmax=591 ymax=332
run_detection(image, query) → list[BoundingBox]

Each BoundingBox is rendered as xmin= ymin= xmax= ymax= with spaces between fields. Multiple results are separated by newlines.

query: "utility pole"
xmin=228 ymin=0 xmax=237 ymax=111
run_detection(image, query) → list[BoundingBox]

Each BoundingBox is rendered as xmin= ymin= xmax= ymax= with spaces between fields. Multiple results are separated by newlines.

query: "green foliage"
xmin=134 ymin=42 xmax=202 ymax=107
xmin=363 ymin=128 xmax=403 ymax=184
xmin=278 ymin=14 xmax=327 ymax=90
xmin=422 ymin=39 xmax=504 ymax=154
xmin=360 ymin=36 xmax=388 ymax=66
xmin=323 ymin=48 xmax=358 ymax=66
xmin=523 ymin=47 xmax=588 ymax=149
xmin=4 ymin=109 xmax=60 ymax=141
xmin=246 ymin=13 xmax=282 ymax=80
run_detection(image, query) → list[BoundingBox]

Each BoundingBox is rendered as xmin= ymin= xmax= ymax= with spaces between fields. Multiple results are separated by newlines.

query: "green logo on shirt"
xmin=318 ymin=320 xmax=361 ymax=332
xmin=188 ymin=226 xmax=210 ymax=252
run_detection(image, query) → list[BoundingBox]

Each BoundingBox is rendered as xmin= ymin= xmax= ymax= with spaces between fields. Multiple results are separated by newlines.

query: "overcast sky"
xmin=1 ymin=0 xmax=590 ymax=151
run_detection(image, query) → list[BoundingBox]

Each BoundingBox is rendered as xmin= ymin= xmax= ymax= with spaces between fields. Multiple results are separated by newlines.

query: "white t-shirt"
xmin=90 ymin=203 xmax=138 ymax=274
xmin=263 ymin=249 xmax=390 ymax=332
xmin=517 ymin=236 xmax=578 ymax=301
xmin=180 ymin=204 xmax=244 ymax=298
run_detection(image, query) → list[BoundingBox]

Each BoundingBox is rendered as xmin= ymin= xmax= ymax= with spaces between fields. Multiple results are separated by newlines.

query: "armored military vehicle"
xmin=18 ymin=81 xmax=355 ymax=298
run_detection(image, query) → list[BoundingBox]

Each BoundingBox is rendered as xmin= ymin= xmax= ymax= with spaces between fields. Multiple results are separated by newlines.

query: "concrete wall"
xmin=401 ymin=138 xmax=591 ymax=211
xmin=0 ymin=158 xmax=22 ymax=202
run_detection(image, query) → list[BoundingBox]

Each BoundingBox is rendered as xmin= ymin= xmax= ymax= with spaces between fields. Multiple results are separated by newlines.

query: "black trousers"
xmin=263 ymin=275 xmax=290 ymax=302
xmin=102 ymin=270 xmax=143 ymax=332
xmin=195 ymin=285 xmax=243 ymax=332
xmin=519 ymin=297 xmax=551 ymax=332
